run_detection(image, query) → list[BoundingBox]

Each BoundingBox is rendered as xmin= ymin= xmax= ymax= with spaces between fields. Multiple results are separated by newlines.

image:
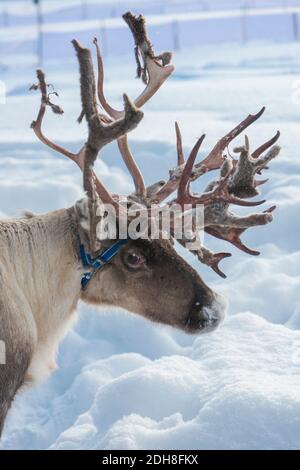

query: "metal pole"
xmin=292 ymin=12 xmax=299 ymax=42
xmin=241 ymin=1 xmax=248 ymax=44
xmin=81 ymin=0 xmax=88 ymax=20
xmin=33 ymin=0 xmax=43 ymax=67
xmin=172 ymin=20 xmax=180 ymax=52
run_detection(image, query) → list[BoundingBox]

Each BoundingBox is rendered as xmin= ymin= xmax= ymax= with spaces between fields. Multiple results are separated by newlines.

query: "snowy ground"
xmin=0 ymin=38 xmax=300 ymax=449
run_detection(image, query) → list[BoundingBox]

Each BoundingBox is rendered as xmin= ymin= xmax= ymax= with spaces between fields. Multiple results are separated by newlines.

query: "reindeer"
xmin=0 ymin=12 xmax=280 ymax=437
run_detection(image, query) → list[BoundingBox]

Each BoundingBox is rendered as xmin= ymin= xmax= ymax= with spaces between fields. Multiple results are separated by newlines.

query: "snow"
xmin=0 ymin=19 xmax=300 ymax=450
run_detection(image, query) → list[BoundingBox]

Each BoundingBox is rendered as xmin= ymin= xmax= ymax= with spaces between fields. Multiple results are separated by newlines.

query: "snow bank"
xmin=2 ymin=312 xmax=299 ymax=450
xmin=89 ymin=314 xmax=300 ymax=451
xmin=0 ymin=39 xmax=300 ymax=449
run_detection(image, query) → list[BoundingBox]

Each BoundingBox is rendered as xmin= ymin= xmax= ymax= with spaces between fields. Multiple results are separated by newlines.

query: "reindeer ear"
xmin=74 ymin=198 xmax=101 ymax=253
xmin=75 ymin=198 xmax=90 ymax=232
xmin=75 ymin=198 xmax=119 ymax=252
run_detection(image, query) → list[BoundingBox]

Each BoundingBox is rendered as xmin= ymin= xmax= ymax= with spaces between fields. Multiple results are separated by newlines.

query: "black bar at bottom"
xmin=0 ymin=450 xmax=298 ymax=465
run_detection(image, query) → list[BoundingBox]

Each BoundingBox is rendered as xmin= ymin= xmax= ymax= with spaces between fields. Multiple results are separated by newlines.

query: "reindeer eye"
xmin=124 ymin=251 xmax=145 ymax=269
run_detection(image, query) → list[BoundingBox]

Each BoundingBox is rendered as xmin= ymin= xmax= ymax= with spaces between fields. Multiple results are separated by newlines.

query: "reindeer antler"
xmin=151 ymin=108 xmax=267 ymax=203
xmin=30 ymin=11 xmax=280 ymax=278
xmin=93 ymin=11 xmax=174 ymax=199
xmin=164 ymin=127 xmax=280 ymax=277
xmin=30 ymin=11 xmax=174 ymax=250
xmin=31 ymin=41 xmax=143 ymax=253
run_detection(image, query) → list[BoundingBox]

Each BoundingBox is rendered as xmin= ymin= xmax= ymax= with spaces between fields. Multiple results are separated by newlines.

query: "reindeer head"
xmin=30 ymin=12 xmax=280 ymax=334
xmin=78 ymin=237 xmax=226 ymax=333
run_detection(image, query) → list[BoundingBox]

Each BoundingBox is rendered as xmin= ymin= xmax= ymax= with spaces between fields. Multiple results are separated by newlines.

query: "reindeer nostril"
xmin=186 ymin=294 xmax=226 ymax=334
xmin=193 ymin=299 xmax=203 ymax=311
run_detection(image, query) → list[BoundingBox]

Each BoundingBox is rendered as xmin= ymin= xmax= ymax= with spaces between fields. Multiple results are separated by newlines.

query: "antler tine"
xmin=208 ymin=252 xmax=232 ymax=278
xmin=176 ymin=154 xmax=264 ymax=209
xmin=73 ymin=38 xmax=144 ymax=144
xmin=72 ymin=38 xmax=143 ymax=185
xmin=177 ymin=135 xmax=206 ymax=206
xmin=149 ymin=123 xmax=187 ymax=202
xmin=117 ymin=137 xmax=146 ymax=197
xmin=93 ymin=11 xmax=175 ymax=199
xmin=31 ymin=69 xmax=123 ymax=210
xmin=152 ymin=107 xmax=267 ymax=205
xmin=197 ymin=106 xmax=266 ymax=171
xmin=175 ymin=122 xmax=185 ymax=166
xmin=93 ymin=37 xmax=120 ymax=120
xmin=228 ymin=133 xmax=281 ymax=199
xmin=176 ymin=233 xmax=232 ymax=279
xmin=122 ymin=12 xmax=175 ymax=107
xmin=94 ymin=13 xmax=174 ymax=201
xmin=205 ymin=226 xmax=260 ymax=256
xmin=93 ymin=12 xmax=174 ymax=117
xmin=93 ymin=37 xmax=146 ymax=198
xmin=255 ymin=178 xmax=269 ymax=187
xmin=72 ymin=40 xmax=113 ymax=208
xmin=252 ymin=130 xmax=280 ymax=159
xmin=31 ymin=69 xmax=85 ymax=169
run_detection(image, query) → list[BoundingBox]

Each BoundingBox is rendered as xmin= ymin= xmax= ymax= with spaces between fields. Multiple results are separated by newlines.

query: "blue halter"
xmin=79 ymin=239 xmax=128 ymax=290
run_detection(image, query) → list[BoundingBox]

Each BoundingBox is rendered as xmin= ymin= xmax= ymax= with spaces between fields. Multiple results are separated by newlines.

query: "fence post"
xmin=33 ymin=0 xmax=43 ymax=67
xmin=292 ymin=12 xmax=299 ymax=41
xmin=81 ymin=0 xmax=88 ymax=20
xmin=241 ymin=3 xmax=248 ymax=44
xmin=172 ymin=20 xmax=180 ymax=52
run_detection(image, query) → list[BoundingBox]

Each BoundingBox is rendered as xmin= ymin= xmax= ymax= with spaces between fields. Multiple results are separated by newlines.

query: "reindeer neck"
xmin=0 ymin=207 xmax=82 ymax=338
